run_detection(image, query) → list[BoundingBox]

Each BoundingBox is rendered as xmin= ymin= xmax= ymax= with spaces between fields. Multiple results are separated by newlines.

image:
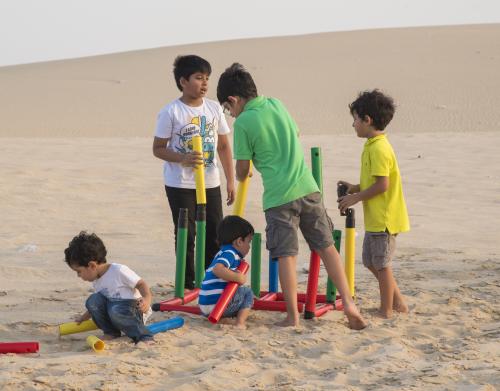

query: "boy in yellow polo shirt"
xmin=338 ymin=90 xmax=409 ymax=318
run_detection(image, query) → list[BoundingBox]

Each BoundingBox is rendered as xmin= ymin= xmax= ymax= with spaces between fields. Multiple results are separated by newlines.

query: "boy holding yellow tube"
xmin=338 ymin=90 xmax=410 ymax=319
xmin=64 ymin=232 xmax=154 ymax=344
xmin=152 ymin=55 xmax=235 ymax=290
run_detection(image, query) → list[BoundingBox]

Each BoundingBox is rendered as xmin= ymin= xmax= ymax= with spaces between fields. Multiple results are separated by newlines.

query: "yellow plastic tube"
xmin=86 ymin=335 xmax=105 ymax=352
xmin=59 ymin=319 xmax=98 ymax=336
xmin=345 ymin=227 xmax=356 ymax=297
xmin=192 ymin=135 xmax=206 ymax=204
xmin=233 ymin=162 xmax=252 ymax=217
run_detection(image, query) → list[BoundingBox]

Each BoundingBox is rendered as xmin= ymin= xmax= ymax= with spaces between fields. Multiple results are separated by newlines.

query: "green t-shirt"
xmin=233 ymin=96 xmax=319 ymax=210
xmin=360 ymin=134 xmax=410 ymax=234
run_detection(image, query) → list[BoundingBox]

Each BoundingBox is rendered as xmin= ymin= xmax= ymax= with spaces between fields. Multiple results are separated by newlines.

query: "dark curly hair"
xmin=173 ymin=55 xmax=211 ymax=91
xmin=349 ymin=89 xmax=395 ymax=131
xmin=217 ymin=215 xmax=254 ymax=246
xmin=64 ymin=231 xmax=107 ymax=267
xmin=217 ymin=63 xmax=258 ymax=104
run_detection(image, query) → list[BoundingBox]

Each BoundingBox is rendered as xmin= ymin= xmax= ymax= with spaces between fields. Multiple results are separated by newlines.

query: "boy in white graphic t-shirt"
xmin=153 ymin=55 xmax=235 ymax=290
xmin=65 ymin=232 xmax=154 ymax=344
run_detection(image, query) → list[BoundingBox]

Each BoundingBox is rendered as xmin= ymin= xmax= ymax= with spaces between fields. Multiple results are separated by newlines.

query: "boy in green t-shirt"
xmin=338 ymin=90 xmax=410 ymax=318
xmin=217 ymin=63 xmax=366 ymax=329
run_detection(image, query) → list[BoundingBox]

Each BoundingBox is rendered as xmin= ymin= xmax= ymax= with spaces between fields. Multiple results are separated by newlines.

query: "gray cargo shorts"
xmin=264 ymin=192 xmax=334 ymax=259
xmin=362 ymin=231 xmax=397 ymax=271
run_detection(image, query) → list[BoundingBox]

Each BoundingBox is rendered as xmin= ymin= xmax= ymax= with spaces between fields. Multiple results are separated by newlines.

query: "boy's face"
xmin=234 ymin=233 xmax=253 ymax=257
xmin=70 ymin=261 xmax=99 ymax=282
xmin=180 ymin=72 xmax=209 ymax=99
xmin=222 ymin=96 xmax=246 ymax=118
xmin=352 ymin=112 xmax=373 ymax=138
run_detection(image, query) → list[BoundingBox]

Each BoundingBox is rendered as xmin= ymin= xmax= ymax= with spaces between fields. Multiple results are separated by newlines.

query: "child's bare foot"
xmin=393 ymin=301 xmax=409 ymax=314
xmin=275 ymin=316 xmax=300 ymax=328
xmin=344 ymin=304 xmax=368 ymax=330
xmin=234 ymin=323 xmax=247 ymax=330
xmin=219 ymin=318 xmax=236 ymax=325
xmin=378 ymin=308 xmax=393 ymax=319
xmin=101 ymin=334 xmax=118 ymax=341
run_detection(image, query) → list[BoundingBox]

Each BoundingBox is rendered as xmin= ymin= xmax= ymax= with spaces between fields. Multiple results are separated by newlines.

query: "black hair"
xmin=349 ymin=89 xmax=396 ymax=131
xmin=217 ymin=215 xmax=254 ymax=246
xmin=217 ymin=63 xmax=258 ymax=104
xmin=173 ymin=55 xmax=211 ymax=91
xmin=64 ymin=231 xmax=107 ymax=267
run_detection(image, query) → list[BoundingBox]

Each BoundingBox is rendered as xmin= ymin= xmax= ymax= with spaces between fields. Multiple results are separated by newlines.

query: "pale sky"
xmin=1 ymin=0 xmax=499 ymax=67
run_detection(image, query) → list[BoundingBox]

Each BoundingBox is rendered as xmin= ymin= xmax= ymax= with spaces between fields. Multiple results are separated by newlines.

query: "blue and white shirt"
xmin=198 ymin=244 xmax=242 ymax=315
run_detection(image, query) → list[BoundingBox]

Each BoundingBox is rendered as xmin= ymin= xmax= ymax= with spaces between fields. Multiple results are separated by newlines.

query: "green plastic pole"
xmin=327 ymin=230 xmax=342 ymax=303
xmin=251 ymin=232 xmax=262 ymax=297
xmin=311 ymin=147 xmax=323 ymax=195
xmin=195 ymin=205 xmax=206 ymax=289
xmin=175 ymin=208 xmax=188 ymax=299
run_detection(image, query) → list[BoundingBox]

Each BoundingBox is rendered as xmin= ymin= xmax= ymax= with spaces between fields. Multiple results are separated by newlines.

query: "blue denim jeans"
xmin=85 ymin=293 xmax=153 ymax=343
xmin=222 ymin=286 xmax=254 ymax=318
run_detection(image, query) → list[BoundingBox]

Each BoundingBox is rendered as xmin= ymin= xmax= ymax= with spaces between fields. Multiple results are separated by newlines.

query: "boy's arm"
xmin=217 ymin=134 xmax=235 ymax=206
xmin=338 ymin=176 xmax=389 ymax=213
xmin=212 ymin=263 xmax=246 ymax=285
xmin=235 ymin=160 xmax=251 ymax=182
xmin=135 ymin=279 xmax=153 ymax=313
xmin=75 ymin=310 xmax=91 ymax=324
xmin=152 ymin=137 xmax=203 ymax=167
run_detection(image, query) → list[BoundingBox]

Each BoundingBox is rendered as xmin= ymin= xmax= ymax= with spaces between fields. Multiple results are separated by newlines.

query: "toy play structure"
xmin=153 ymin=146 xmax=357 ymax=320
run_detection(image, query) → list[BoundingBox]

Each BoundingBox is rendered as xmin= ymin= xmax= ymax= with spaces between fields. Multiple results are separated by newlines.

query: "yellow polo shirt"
xmin=360 ymin=134 xmax=410 ymax=234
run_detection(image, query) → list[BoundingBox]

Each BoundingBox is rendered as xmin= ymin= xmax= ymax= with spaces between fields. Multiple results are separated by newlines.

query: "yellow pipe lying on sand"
xmin=86 ymin=335 xmax=105 ymax=352
xmin=59 ymin=319 xmax=98 ymax=336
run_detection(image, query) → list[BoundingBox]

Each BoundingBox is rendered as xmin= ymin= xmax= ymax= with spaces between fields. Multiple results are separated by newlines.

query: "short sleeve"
xmin=154 ymin=108 xmax=174 ymax=139
xmin=217 ymin=105 xmax=231 ymax=135
xmin=118 ymin=265 xmax=141 ymax=289
xmin=233 ymin=121 xmax=253 ymax=160
xmin=370 ymin=145 xmax=391 ymax=177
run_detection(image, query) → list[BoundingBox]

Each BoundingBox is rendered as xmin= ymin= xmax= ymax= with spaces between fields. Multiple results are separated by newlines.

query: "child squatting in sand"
xmin=198 ymin=215 xmax=254 ymax=329
xmin=64 ymin=231 xmax=154 ymax=343
xmin=338 ymin=90 xmax=410 ymax=318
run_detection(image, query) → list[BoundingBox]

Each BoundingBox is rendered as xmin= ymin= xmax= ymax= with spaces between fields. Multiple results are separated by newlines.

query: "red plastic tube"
xmin=158 ymin=303 xmax=202 ymax=315
xmin=208 ymin=261 xmax=249 ymax=324
xmin=305 ymin=251 xmax=321 ymax=318
xmin=253 ymin=300 xmax=304 ymax=312
xmin=0 ymin=342 xmax=39 ymax=354
xmin=182 ymin=288 xmax=200 ymax=304
xmin=259 ymin=292 xmax=278 ymax=301
xmin=313 ymin=304 xmax=334 ymax=317
xmin=259 ymin=292 xmax=329 ymax=303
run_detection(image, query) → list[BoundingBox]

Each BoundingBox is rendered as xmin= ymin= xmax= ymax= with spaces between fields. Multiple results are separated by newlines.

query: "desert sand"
xmin=0 ymin=24 xmax=499 ymax=390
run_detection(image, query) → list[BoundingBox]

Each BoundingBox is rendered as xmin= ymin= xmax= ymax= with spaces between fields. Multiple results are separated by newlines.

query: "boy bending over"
xmin=65 ymin=232 xmax=154 ymax=343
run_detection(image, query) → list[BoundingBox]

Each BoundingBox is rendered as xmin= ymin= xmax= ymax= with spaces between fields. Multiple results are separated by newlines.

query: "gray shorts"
xmin=362 ymin=231 xmax=396 ymax=271
xmin=264 ymin=192 xmax=334 ymax=259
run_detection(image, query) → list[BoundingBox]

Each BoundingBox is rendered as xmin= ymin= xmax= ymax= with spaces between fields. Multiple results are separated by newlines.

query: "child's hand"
xmin=235 ymin=271 xmax=247 ymax=285
xmin=182 ymin=151 xmax=204 ymax=167
xmin=337 ymin=180 xmax=356 ymax=194
xmin=74 ymin=312 xmax=90 ymax=325
xmin=338 ymin=193 xmax=360 ymax=214
xmin=136 ymin=297 xmax=151 ymax=313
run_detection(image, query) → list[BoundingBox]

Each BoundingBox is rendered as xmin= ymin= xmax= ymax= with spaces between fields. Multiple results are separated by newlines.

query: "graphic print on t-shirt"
xmin=175 ymin=115 xmax=217 ymax=168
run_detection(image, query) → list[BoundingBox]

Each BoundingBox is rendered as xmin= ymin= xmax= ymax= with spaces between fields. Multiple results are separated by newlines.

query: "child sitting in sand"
xmin=198 ymin=216 xmax=254 ymax=329
xmin=338 ymin=90 xmax=410 ymax=318
xmin=64 ymin=231 xmax=154 ymax=343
